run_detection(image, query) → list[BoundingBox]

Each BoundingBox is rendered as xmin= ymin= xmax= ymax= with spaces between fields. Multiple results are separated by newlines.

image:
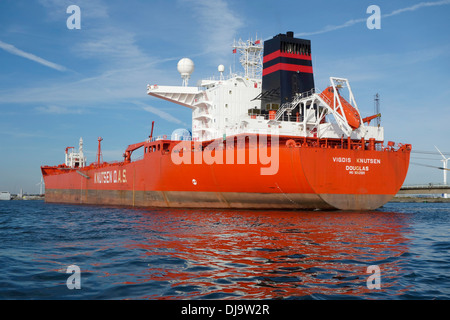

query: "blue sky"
xmin=0 ymin=0 xmax=449 ymax=194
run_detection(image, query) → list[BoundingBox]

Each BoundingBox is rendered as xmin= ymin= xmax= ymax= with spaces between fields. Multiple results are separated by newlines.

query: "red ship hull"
xmin=41 ymin=136 xmax=411 ymax=211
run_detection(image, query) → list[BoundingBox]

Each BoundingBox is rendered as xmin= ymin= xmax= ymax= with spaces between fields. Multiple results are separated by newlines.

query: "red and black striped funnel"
xmin=262 ymin=31 xmax=315 ymax=107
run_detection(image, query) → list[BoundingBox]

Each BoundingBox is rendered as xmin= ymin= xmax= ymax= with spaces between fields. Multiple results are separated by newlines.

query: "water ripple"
xmin=0 ymin=201 xmax=449 ymax=299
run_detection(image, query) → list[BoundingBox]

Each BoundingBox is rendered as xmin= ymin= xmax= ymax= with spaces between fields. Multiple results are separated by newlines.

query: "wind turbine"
xmin=36 ymin=177 xmax=45 ymax=195
xmin=435 ymin=145 xmax=449 ymax=198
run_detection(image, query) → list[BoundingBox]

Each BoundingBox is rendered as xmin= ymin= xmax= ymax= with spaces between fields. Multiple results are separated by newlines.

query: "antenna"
xmin=79 ymin=137 xmax=86 ymax=167
xmin=374 ymin=93 xmax=380 ymax=126
xmin=232 ymin=35 xmax=263 ymax=79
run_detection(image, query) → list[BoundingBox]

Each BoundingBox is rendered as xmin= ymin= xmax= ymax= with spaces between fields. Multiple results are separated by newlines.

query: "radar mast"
xmin=232 ymin=36 xmax=263 ymax=79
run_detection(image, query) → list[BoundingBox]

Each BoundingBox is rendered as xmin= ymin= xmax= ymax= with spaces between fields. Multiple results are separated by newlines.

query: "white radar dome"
xmin=218 ymin=64 xmax=225 ymax=73
xmin=177 ymin=58 xmax=195 ymax=76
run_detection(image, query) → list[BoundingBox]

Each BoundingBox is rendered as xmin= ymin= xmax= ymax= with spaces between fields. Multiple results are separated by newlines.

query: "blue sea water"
xmin=0 ymin=200 xmax=449 ymax=300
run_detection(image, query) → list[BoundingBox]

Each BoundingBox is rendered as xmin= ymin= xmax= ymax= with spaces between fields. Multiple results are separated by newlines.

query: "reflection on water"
xmin=121 ymin=209 xmax=412 ymax=299
xmin=3 ymin=200 xmax=424 ymax=299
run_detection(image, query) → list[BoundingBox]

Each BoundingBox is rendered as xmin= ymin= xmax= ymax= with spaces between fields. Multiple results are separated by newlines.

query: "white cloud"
xmin=296 ymin=18 xmax=366 ymax=37
xmin=0 ymin=128 xmax=47 ymax=139
xmin=0 ymin=1 xmax=112 ymax=72
xmin=37 ymin=0 xmax=109 ymax=20
xmin=136 ymin=101 xmax=187 ymax=126
xmin=0 ymin=54 xmax=178 ymax=106
xmin=0 ymin=1 xmax=243 ymax=107
xmin=297 ymin=0 xmax=450 ymax=36
xmin=0 ymin=40 xmax=67 ymax=72
xmin=179 ymin=0 xmax=243 ymax=58
xmin=0 ymin=2 xmax=179 ymax=106
xmin=35 ymin=105 xmax=84 ymax=114
xmin=384 ymin=0 xmax=450 ymax=18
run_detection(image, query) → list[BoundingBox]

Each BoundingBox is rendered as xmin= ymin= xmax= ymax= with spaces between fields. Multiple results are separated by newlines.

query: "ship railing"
xmin=247 ymin=113 xmax=304 ymax=122
xmin=251 ymin=88 xmax=333 ymax=122
xmin=295 ymin=87 xmax=318 ymax=99
xmin=274 ymin=88 xmax=327 ymax=121
xmin=201 ymin=72 xmax=240 ymax=83
xmin=147 ymin=135 xmax=193 ymax=143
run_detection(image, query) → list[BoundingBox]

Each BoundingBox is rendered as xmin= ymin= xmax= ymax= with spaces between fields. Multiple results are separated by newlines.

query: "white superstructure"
xmin=147 ymin=37 xmax=383 ymax=142
xmin=65 ymin=137 xmax=86 ymax=168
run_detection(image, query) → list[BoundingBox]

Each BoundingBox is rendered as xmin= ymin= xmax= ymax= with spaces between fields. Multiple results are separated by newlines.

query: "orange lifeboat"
xmin=320 ymin=87 xmax=361 ymax=130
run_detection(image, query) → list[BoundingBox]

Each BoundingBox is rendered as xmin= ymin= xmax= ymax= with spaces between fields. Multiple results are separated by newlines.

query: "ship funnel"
xmin=261 ymin=32 xmax=315 ymax=108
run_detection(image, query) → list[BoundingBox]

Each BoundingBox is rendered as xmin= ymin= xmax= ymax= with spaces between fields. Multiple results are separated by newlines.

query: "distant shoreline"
xmin=391 ymin=196 xmax=450 ymax=203
xmin=10 ymin=194 xmax=45 ymax=201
